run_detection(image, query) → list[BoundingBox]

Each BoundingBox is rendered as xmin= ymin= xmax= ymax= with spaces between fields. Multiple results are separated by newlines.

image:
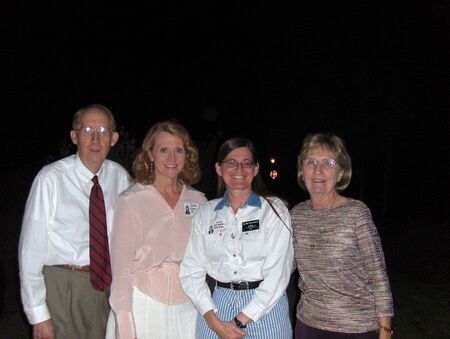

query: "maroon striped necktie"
xmin=89 ymin=175 xmax=112 ymax=291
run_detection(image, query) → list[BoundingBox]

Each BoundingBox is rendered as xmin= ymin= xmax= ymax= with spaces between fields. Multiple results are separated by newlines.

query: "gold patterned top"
xmin=290 ymin=198 xmax=394 ymax=333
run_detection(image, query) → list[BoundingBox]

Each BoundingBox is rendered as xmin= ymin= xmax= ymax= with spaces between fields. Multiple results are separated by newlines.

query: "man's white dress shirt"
xmin=19 ymin=154 xmax=130 ymax=324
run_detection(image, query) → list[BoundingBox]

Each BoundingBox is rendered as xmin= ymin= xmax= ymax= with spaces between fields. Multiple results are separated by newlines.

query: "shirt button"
xmin=231 ymin=233 xmax=235 ymax=239
xmin=233 ymin=254 xmax=236 ymax=257
xmin=234 ymin=271 xmax=237 ymax=275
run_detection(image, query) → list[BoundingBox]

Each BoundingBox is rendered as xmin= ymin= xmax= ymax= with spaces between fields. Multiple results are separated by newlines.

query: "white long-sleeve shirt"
xmin=18 ymin=154 xmax=130 ymax=324
xmin=179 ymin=192 xmax=293 ymax=322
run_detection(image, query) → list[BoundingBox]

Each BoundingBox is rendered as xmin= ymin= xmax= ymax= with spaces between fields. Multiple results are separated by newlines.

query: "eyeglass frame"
xmin=222 ymin=159 xmax=255 ymax=169
xmin=74 ymin=126 xmax=112 ymax=136
xmin=303 ymin=158 xmax=338 ymax=169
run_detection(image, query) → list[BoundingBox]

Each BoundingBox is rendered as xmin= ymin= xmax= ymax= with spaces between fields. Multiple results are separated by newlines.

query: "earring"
xmin=149 ymin=160 xmax=154 ymax=173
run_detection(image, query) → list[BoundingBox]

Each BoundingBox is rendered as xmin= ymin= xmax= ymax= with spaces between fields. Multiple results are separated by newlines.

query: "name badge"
xmin=242 ymin=219 xmax=260 ymax=232
xmin=208 ymin=220 xmax=225 ymax=234
xmin=184 ymin=203 xmax=199 ymax=215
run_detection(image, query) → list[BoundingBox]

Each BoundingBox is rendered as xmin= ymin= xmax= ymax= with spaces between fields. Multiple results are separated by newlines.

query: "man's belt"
xmin=54 ymin=264 xmax=90 ymax=272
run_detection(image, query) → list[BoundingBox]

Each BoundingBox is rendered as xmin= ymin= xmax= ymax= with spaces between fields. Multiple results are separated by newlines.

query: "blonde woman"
xmin=107 ymin=120 xmax=206 ymax=339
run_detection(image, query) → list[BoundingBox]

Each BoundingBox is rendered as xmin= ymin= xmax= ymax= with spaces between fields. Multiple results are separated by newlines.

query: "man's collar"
xmin=75 ymin=153 xmax=104 ymax=182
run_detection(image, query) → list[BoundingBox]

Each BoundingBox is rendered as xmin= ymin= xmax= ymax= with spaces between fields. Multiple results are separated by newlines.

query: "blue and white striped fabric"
xmin=196 ymin=287 xmax=292 ymax=339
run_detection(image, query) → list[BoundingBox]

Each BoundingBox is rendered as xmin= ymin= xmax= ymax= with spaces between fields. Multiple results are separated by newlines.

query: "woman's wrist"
xmin=234 ymin=312 xmax=252 ymax=326
xmin=379 ymin=324 xmax=393 ymax=336
xmin=204 ymin=310 xmax=220 ymax=329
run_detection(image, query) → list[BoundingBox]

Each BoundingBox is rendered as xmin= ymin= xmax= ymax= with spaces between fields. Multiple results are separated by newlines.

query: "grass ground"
xmin=383 ymin=217 xmax=450 ymax=338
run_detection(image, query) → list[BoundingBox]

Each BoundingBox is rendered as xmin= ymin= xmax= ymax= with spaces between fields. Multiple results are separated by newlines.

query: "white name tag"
xmin=184 ymin=203 xmax=199 ymax=215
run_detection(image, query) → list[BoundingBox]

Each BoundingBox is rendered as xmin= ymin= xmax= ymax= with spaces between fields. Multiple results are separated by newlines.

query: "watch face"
xmin=234 ymin=317 xmax=246 ymax=329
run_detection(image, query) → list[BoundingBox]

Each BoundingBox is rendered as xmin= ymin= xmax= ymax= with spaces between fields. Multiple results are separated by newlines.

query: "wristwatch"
xmin=233 ymin=317 xmax=247 ymax=329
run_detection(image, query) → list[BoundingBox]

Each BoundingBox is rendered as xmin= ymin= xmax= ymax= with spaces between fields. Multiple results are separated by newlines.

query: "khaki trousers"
xmin=43 ymin=265 xmax=110 ymax=339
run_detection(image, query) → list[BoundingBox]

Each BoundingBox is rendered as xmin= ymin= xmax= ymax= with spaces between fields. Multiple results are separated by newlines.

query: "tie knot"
xmin=91 ymin=175 xmax=99 ymax=185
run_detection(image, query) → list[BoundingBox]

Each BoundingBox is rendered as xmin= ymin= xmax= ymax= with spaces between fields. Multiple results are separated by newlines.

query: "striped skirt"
xmin=196 ymin=287 xmax=292 ymax=339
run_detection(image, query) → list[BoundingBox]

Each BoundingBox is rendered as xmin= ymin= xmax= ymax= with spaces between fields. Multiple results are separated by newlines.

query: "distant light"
xmin=270 ymin=158 xmax=276 ymax=164
xmin=269 ymin=170 xmax=278 ymax=180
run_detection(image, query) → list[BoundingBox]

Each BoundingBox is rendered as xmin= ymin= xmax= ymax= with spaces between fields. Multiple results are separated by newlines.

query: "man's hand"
xmin=33 ymin=319 xmax=55 ymax=339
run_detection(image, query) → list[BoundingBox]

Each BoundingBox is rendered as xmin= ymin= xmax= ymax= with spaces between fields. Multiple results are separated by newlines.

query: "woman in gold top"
xmin=290 ymin=132 xmax=394 ymax=339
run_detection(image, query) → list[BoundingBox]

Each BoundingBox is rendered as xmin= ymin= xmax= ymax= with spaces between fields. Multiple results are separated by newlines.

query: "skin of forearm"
xmin=235 ymin=311 xmax=252 ymax=325
xmin=379 ymin=316 xmax=393 ymax=339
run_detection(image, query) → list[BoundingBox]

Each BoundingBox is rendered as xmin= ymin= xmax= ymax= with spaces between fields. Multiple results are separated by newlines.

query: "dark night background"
xmin=1 ymin=1 xmax=449 ymax=337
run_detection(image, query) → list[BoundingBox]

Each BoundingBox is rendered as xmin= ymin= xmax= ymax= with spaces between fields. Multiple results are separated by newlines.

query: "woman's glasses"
xmin=303 ymin=158 xmax=337 ymax=169
xmin=222 ymin=159 xmax=255 ymax=169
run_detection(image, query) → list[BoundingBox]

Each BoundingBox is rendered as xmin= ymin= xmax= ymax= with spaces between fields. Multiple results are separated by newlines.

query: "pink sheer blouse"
xmin=109 ymin=183 xmax=206 ymax=338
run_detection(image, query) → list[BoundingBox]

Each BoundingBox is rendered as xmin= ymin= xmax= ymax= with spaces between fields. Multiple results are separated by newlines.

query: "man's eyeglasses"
xmin=222 ymin=159 xmax=255 ymax=169
xmin=303 ymin=158 xmax=338 ymax=169
xmin=74 ymin=126 xmax=111 ymax=136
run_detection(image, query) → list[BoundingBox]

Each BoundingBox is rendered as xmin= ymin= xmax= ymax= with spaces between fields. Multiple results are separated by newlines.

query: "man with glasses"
xmin=19 ymin=104 xmax=131 ymax=338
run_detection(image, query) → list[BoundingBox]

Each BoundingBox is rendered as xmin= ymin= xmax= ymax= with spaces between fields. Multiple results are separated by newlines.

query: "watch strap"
xmin=233 ymin=317 xmax=247 ymax=329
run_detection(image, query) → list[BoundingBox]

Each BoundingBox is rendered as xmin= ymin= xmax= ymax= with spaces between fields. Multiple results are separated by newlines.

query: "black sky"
xmin=2 ymin=2 xmax=449 ymax=224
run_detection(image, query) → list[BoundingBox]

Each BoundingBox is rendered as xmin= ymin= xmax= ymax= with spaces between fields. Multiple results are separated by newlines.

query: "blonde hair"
xmin=132 ymin=120 xmax=201 ymax=185
xmin=297 ymin=132 xmax=352 ymax=192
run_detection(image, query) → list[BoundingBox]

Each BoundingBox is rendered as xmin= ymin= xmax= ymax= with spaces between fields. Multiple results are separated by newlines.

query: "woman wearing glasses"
xmin=180 ymin=137 xmax=293 ymax=339
xmin=291 ymin=133 xmax=394 ymax=339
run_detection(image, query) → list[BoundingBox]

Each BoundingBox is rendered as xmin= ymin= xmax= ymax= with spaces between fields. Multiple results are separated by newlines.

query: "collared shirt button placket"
xmin=231 ymin=216 xmax=240 ymax=279
xmin=231 ymin=233 xmax=239 ymax=269
xmin=230 ymin=232 xmax=238 ymax=262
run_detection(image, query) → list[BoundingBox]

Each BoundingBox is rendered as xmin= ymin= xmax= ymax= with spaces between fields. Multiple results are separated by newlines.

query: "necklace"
xmin=310 ymin=194 xmax=338 ymax=210
xmin=306 ymin=203 xmax=320 ymax=249
xmin=306 ymin=198 xmax=334 ymax=249
xmin=306 ymin=196 xmax=347 ymax=248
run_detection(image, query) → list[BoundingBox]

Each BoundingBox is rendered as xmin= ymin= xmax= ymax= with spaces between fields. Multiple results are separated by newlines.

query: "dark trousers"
xmin=295 ymin=318 xmax=377 ymax=339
